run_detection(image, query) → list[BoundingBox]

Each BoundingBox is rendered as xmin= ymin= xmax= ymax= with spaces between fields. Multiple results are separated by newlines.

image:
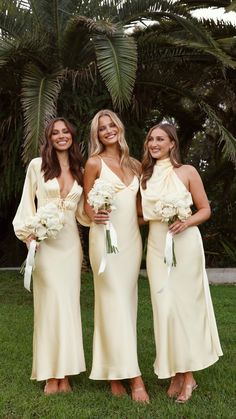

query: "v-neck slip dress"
xmin=141 ymin=158 xmax=222 ymax=379
xmin=13 ymin=157 xmax=86 ymax=381
xmin=89 ymin=158 xmax=142 ymax=380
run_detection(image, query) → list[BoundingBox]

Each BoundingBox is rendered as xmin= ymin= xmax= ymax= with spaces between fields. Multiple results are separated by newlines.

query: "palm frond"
xmin=137 ymin=79 xmax=236 ymax=162
xmin=21 ymin=65 xmax=64 ymax=164
xmin=176 ymin=1 xmax=230 ymax=11
xmin=200 ymin=101 xmax=236 ymax=163
xmin=0 ymin=0 xmax=31 ymax=38
xmin=137 ymin=13 xmax=236 ymax=68
xmin=62 ymin=15 xmax=116 ymax=67
xmin=225 ymin=1 xmax=236 ymax=11
xmin=116 ymin=0 xmax=191 ymax=24
xmin=94 ymin=32 xmax=137 ymax=110
xmin=0 ymin=38 xmax=15 ymax=66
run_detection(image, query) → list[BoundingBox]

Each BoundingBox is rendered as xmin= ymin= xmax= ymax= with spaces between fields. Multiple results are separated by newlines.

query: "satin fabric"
xmin=13 ymin=158 xmax=86 ymax=381
xmin=141 ymin=158 xmax=223 ymax=379
xmin=89 ymin=158 xmax=142 ymax=380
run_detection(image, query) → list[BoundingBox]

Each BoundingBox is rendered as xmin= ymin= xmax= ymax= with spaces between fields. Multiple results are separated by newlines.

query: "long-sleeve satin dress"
xmin=141 ymin=158 xmax=223 ymax=379
xmin=13 ymin=157 xmax=86 ymax=381
xmin=89 ymin=158 xmax=142 ymax=380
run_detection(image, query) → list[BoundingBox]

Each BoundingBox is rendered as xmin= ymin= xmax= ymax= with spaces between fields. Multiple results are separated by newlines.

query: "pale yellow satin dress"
xmin=141 ymin=158 xmax=223 ymax=379
xmin=13 ymin=157 xmax=86 ymax=381
xmin=89 ymin=159 xmax=142 ymax=380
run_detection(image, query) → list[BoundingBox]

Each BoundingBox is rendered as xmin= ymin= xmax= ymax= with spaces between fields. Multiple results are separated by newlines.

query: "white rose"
xmin=178 ymin=206 xmax=191 ymax=221
xmin=35 ymin=225 xmax=48 ymax=240
xmin=161 ymin=204 xmax=177 ymax=222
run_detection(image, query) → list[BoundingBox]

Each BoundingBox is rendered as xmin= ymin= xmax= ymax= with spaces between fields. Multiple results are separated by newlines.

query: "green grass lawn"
xmin=0 ymin=271 xmax=235 ymax=419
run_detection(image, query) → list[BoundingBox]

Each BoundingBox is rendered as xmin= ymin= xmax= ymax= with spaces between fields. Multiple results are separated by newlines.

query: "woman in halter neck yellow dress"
xmin=83 ymin=110 xmax=149 ymax=402
xmin=141 ymin=123 xmax=222 ymax=403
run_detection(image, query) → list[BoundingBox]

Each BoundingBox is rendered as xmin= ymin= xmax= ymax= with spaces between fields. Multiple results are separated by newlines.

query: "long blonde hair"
xmin=89 ymin=109 xmax=139 ymax=175
xmin=141 ymin=123 xmax=181 ymax=189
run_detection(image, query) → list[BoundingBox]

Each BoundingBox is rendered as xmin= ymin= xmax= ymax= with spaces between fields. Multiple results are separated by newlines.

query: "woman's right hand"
xmin=25 ymin=234 xmax=36 ymax=250
xmin=93 ymin=210 xmax=110 ymax=225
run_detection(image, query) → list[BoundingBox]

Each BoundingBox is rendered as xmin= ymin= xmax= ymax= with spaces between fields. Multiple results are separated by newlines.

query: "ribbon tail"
xmin=98 ymin=226 xmax=107 ymax=274
xmin=158 ymin=231 xmax=173 ymax=294
xmin=109 ymin=222 xmax=118 ymax=252
xmin=164 ymin=231 xmax=173 ymax=270
xmin=24 ymin=240 xmax=37 ymax=292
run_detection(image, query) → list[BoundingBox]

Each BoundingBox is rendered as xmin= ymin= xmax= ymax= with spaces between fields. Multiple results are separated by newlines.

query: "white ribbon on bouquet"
xmin=157 ymin=231 xmax=173 ymax=294
xmin=98 ymin=221 xmax=118 ymax=274
xmin=24 ymin=239 xmax=37 ymax=292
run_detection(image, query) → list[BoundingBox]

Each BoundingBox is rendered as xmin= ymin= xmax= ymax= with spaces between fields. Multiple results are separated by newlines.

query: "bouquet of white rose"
xmin=154 ymin=192 xmax=192 ymax=270
xmin=22 ymin=202 xmax=65 ymax=291
xmin=88 ymin=179 xmax=118 ymax=273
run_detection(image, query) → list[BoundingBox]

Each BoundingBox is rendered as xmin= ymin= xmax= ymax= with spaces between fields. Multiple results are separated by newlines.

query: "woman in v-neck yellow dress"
xmin=13 ymin=118 xmax=86 ymax=394
xmin=141 ymin=123 xmax=222 ymax=403
xmin=83 ymin=109 xmax=149 ymax=402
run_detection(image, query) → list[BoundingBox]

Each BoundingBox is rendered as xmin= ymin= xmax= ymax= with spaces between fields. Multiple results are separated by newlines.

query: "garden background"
xmin=0 ymin=1 xmax=236 ymax=418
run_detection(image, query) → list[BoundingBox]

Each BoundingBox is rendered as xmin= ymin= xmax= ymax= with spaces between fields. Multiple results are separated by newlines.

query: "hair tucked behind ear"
xmin=141 ymin=123 xmax=181 ymax=189
xmin=41 ymin=117 xmax=84 ymax=186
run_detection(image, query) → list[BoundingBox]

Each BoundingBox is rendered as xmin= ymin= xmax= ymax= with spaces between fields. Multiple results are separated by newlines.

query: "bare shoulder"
xmin=179 ymin=164 xmax=200 ymax=178
xmin=85 ymin=156 xmax=101 ymax=170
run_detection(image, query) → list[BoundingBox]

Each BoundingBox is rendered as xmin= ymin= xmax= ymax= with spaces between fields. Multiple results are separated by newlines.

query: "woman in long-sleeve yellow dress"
xmin=13 ymin=118 xmax=86 ymax=394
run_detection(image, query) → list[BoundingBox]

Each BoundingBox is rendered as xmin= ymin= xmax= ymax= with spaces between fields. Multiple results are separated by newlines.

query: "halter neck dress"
xmin=89 ymin=158 xmax=142 ymax=380
xmin=141 ymin=158 xmax=222 ymax=379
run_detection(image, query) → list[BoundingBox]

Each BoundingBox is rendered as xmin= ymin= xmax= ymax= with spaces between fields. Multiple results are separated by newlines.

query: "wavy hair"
xmin=141 ymin=123 xmax=181 ymax=189
xmin=41 ymin=117 xmax=83 ymax=185
xmin=89 ymin=109 xmax=139 ymax=176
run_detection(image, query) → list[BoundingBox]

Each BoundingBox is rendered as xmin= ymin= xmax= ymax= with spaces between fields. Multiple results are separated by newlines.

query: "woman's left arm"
xmin=169 ymin=166 xmax=211 ymax=235
xmin=133 ymin=159 xmax=147 ymax=225
xmin=137 ymin=191 xmax=148 ymax=225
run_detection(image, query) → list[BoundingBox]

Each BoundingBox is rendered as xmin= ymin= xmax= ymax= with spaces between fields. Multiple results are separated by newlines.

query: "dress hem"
xmin=30 ymin=368 xmax=86 ymax=382
xmin=89 ymin=371 xmax=141 ymax=381
xmin=153 ymin=353 xmax=223 ymax=379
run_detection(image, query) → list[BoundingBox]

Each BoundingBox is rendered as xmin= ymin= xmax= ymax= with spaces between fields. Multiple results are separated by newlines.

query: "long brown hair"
xmin=41 ymin=117 xmax=83 ymax=185
xmin=141 ymin=123 xmax=181 ymax=189
xmin=89 ymin=109 xmax=139 ymax=176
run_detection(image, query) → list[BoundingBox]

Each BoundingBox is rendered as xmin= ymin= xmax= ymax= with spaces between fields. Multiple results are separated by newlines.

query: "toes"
xmin=131 ymin=387 xmax=150 ymax=403
xmin=110 ymin=380 xmax=127 ymax=396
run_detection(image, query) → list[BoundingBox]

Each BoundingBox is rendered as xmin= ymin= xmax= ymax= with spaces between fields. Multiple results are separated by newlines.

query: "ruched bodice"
xmin=141 ymin=158 xmax=222 ymax=379
xmin=141 ymin=158 xmax=192 ymax=221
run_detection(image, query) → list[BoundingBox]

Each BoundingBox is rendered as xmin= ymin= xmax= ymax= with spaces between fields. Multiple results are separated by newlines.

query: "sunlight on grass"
xmin=0 ymin=271 xmax=235 ymax=418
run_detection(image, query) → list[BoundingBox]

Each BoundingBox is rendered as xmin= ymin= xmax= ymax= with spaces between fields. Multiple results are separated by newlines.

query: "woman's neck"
xmin=101 ymin=145 xmax=121 ymax=160
xmin=56 ymin=151 xmax=70 ymax=169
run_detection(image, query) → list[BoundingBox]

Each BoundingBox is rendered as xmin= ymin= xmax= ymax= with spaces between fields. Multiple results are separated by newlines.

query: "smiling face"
xmin=98 ymin=115 xmax=119 ymax=147
xmin=147 ymin=127 xmax=174 ymax=160
xmin=50 ymin=120 xmax=73 ymax=151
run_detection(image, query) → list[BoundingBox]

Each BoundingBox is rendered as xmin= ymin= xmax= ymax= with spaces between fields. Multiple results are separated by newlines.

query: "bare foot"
xmin=167 ymin=373 xmax=184 ymax=398
xmin=130 ymin=376 xmax=150 ymax=403
xmin=109 ymin=380 xmax=127 ymax=396
xmin=176 ymin=374 xmax=198 ymax=404
xmin=44 ymin=378 xmax=59 ymax=395
xmin=58 ymin=377 xmax=72 ymax=393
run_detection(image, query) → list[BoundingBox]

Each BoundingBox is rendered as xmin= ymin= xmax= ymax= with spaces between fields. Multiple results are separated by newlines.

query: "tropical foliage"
xmin=0 ymin=0 xmax=236 ymax=266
